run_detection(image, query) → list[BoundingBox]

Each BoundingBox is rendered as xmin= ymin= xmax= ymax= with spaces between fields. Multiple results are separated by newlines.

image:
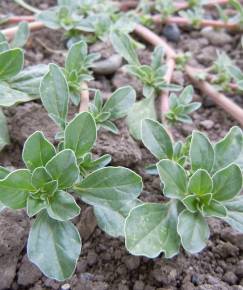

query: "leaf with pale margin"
xmin=0 ymin=48 xmax=24 ymax=80
xmin=190 ymin=131 xmax=214 ymax=172
xmin=0 ymin=169 xmax=34 ymax=209
xmin=213 ymin=127 xmax=243 ymax=171
xmin=223 ymin=196 xmax=243 ymax=232
xmin=47 ymin=190 xmax=80 ymax=221
xmin=212 ymin=164 xmax=242 ymax=201
xmin=64 ymin=112 xmax=96 ymax=158
xmin=178 ymin=209 xmax=209 ymax=253
xmin=125 ymin=201 xmax=180 ymax=258
xmin=141 ymin=118 xmax=173 ymax=160
xmin=23 ymin=131 xmax=56 ymax=171
xmin=75 ymin=166 xmax=142 ymax=207
xmin=127 ymin=97 xmax=156 ymax=140
xmin=46 ymin=149 xmax=79 ymax=189
xmin=157 ymin=159 xmax=187 ymax=199
xmin=0 ymin=109 xmax=9 ymax=151
xmin=11 ymin=22 xmax=29 ymax=48
xmin=103 ymin=86 xmax=136 ymax=120
xmin=188 ymin=169 xmax=213 ymax=196
xmin=94 ymin=199 xmax=141 ymax=237
xmin=40 ymin=64 xmax=69 ymax=129
xmin=203 ymin=199 xmax=227 ymax=218
xmin=27 ymin=210 xmax=81 ymax=281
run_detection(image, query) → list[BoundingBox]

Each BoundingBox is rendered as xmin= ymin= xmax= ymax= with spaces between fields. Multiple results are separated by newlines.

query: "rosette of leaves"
xmin=166 ymin=85 xmax=201 ymax=124
xmin=209 ymin=52 xmax=235 ymax=92
xmin=64 ymin=40 xmax=100 ymax=105
xmin=0 ymin=26 xmax=48 ymax=151
xmin=111 ymin=31 xmax=181 ymax=140
xmin=40 ymin=55 xmax=136 ymax=135
xmin=0 ymin=110 xmax=143 ymax=280
xmin=125 ymin=118 xmax=243 ymax=258
xmin=89 ymin=87 xmax=136 ymax=134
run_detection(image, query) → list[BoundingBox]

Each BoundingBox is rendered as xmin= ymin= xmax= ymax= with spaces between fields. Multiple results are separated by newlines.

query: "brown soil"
xmin=0 ymin=1 xmax=243 ymax=290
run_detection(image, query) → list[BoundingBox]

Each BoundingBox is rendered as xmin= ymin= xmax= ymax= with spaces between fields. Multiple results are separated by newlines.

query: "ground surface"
xmin=0 ymin=1 xmax=243 ymax=290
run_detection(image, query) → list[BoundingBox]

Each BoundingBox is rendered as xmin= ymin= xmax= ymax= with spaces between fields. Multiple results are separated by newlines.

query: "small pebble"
xmin=162 ymin=24 xmax=181 ymax=43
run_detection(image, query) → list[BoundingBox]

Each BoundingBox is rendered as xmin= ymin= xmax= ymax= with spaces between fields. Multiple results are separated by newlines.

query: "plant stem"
xmin=5 ymin=15 xmax=35 ymax=23
xmin=2 ymin=21 xmax=44 ymax=40
xmin=134 ymin=24 xmax=243 ymax=127
xmin=14 ymin=0 xmax=41 ymax=14
xmin=152 ymin=15 xmax=240 ymax=31
xmin=206 ymin=74 xmax=239 ymax=91
xmin=186 ymin=66 xmax=243 ymax=126
xmin=79 ymin=82 xmax=89 ymax=112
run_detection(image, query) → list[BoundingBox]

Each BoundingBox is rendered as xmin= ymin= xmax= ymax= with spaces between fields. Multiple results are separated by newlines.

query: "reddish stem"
xmin=134 ymin=24 xmax=243 ymax=127
xmin=206 ymin=74 xmax=239 ymax=91
xmin=186 ymin=66 xmax=243 ymax=126
xmin=2 ymin=21 xmax=44 ymax=40
xmin=4 ymin=15 xmax=36 ymax=23
xmin=79 ymin=82 xmax=90 ymax=112
xmin=152 ymin=15 xmax=240 ymax=31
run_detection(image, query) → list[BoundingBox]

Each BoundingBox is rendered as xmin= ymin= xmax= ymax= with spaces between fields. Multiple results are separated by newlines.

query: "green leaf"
xmin=94 ymin=199 xmax=141 ymax=237
xmin=75 ymin=166 xmax=142 ymax=207
xmin=31 ymin=166 xmax=58 ymax=194
xmin=27 ymin=211 xmax=81 ymax=281
xmin=9 ymin=64 xmax=48 ymax=97
xmin=101 ymin=120 xmax=119 ymax=134
xmin=223 ymin=196 xmax=243 ymax=232
xmin=151 ymin=46 xmax=164 ymax=70
xmin=178 ymin=209 xmax=210 ymax=253
xmin=0 ymin=109 xmax=9 ymax=151
xmin=11 ymin=22 xmax=29 ymax=48
xmin=0 ymin=169 xmax=34 ymax=209
xmin=110 ymin=31 xmax=140 ymax=66
xmin=141 ymin=118 xmax=173 ymax=160
xmin=22 ymin=131 xmax=56 ymax=171
xmin=203 ymin=199 xmax=227 ymax=218
xmin=0 ymin=166 xmax=10 ymax=179
xmin=27 ymin=196 xmax=46 ymax=217
xmin=0 ymin=81 xmax=37 ymax=107
xmin=188 ymin=169 xmax=213 ymax=196
xmin=0 ymin=202 xmax=5 ymax=212
xmin=212 ymin=164 xmax=242 ymax=201
xmin=127 ymin=97 xmax=156 ymax=140
xmin=125 ymin=201 xmax=180 ymax=258
xmin=157 ymin=159 xmax=187 ymax=199
xmin=47 ymin=191 xmax=80 ymax=221
xmin=40 ymin=64 xmax=69 ymax=129
xmin=103 ymin=86 xmax=136 ymax=120
xmin=182 ymin=194 xmax=198 ymax=213
xmin=0 ymin=48 xmax=24 ymax=80
xmin=65 ymin=40 xmax=87 ymax=74
xmin=64 ymin=112 xmax=96 ymax=158
xmin=46 ymin=149 xmax=79 ymax=189
xmin=190 ymin=131 xmax=214 ymax=172
xmin=179 ymin=85 xmax=193 ymax=104
xmin=213 ymin=127 xmax=243 ymax=171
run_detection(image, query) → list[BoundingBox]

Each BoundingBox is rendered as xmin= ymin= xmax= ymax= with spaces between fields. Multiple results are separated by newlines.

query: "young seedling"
xmin=166 ymin=85 xmax=201 ymax=124
xmin=40 ymin=54 xmax=136 ymax=135
xmin=125 ymin=118 xmax=243 ymax=258
xmin=0 ymin=110 xmax=143 ymax=281
xmin=0 ymin=28 xmax=48 ymax=151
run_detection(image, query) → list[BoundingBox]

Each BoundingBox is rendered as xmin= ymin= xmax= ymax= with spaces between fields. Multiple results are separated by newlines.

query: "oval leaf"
xmin=212 ymin=164 xmax=242 ymax=201
xmin=141 ymin=118 xmax=173 ymax=160
xmin=190 ymin=131 xmax=214 ymax=172
xmin=103 ymin=86 xmax=136 ymax=120
xmin=178 ymin=209 xmax=209 ymax=253
xmin=47 ymin=191 xmax=80 ymax=221
xmin=125 ymin=202 xmax=180 ymax=258
xmin=40 ymin=64 xmax=69 ymax=129
xmin=64 ymin=112 xmax=96 ymax=158
xmin=75 ymin=167 xmax=142 ymax=207
xmin=157 ymin=159 xmax=187 ymax=199
xmin=27 ymin=211 xmax=81 ymax=281
xmin=46 ymin=149 xmax=79 ymax=189
xmin=0 ymin=48 xmax=24 ymax=80
xmin=23 ymin=131 xmax=56 ymax=171
xmin=188 ymin=169 xmax=213 ymax=196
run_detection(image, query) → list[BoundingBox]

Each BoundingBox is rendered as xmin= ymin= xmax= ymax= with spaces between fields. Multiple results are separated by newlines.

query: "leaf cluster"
xmin=125 ymin=119 xmax=243 ymax=257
